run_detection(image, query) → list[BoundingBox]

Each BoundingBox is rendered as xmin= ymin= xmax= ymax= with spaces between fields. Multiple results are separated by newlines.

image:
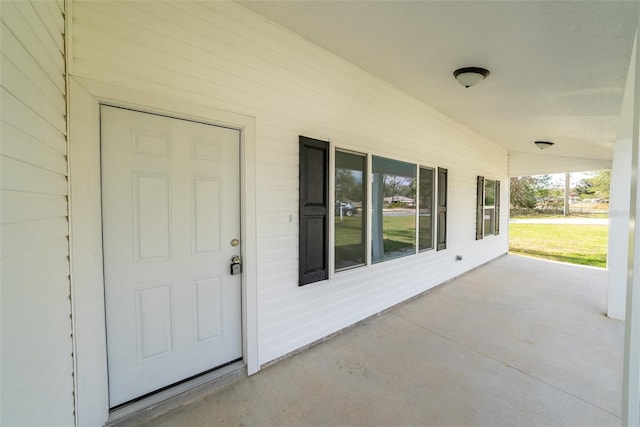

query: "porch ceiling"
xmin=239 ymin=1 xmax=638 ymax=162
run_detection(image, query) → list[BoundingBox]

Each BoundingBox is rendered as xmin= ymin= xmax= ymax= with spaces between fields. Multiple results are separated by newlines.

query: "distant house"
xmin=383 ymin=196 xmax=416 ymax=205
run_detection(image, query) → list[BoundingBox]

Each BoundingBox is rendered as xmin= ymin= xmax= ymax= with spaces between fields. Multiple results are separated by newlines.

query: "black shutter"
xmin=495 ymin=180 xmax=501 ymax=235
xmin=299 ymin=136 xmax=329 ymax=286
xmin=437 ymin=167 xmax=448 ymax=251
xmin=476 ymin=176 xmax=484 ymax=240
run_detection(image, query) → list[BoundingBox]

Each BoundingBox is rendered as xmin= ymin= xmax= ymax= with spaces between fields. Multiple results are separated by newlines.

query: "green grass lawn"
xmin=511 ymin=213 xmax=609 ymax=219
xmin=509 ymin=223 xmax=608 ymax=268
xmin=335 ymin=214 xmax=608 ymax=268
xmin=334 ymin=215 xmax=416 ymax=247
xmin=335 ymin=214 xmax=418 ymax=266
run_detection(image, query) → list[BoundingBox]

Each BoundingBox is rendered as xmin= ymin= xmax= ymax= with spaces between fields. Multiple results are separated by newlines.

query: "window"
xmin=334 ymin=150 xmax=366 ymax=270
xmin=372 ymin=156 xmax=416 ymax=263
xmin=418 ymin=167 xmax=435 ymax=251
xmin=299 ymin=135 xmax=448 ymax=279
xmin=476 ymin=176 xmax=500 ymax=239
xmin=484 ymin=179 xmax=496 ymax=236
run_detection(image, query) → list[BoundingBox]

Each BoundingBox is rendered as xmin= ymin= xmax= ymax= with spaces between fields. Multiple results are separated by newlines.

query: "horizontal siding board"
xmin=257 ymin=236 xmax=298 ymax=253
xmin=256 ymin=176 xmax=298 ymax=192
xmin=1 ymin=24 xmax=66 ymax=116
xmin=1 ymin=122 xmax=67 ymax=174
xmin=259 ymin=223 xmax=298 ymax=238
xmin=30 ymin=0 xmax=64 ymax=47
xmin=44 ymin=0 xmax=65 ymax=36
xmin=0 ymin=3 xmax=65 ymax=92
xmin=1 ymin=217 xmax=70 ymax=259
xmin=1 ymin=156 xmax=68 ymax=195
xmin=1 ymin=52 xmax=66 ymax=133
xmin=6 ymin=1 xmax=64 ymax=62
xmin=1 ymin=88 xmax=67 ymax=154
xmin=259 ymin=247 xmax=298 ymax=264
xmin=1 ymin=237 xmax=69 ymax=286
xmin=1 ymin=190 xmax=68 ymax=224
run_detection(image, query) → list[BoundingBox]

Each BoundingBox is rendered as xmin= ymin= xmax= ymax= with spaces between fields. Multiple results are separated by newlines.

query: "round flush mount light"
xmin=453 ymin=67 xmax=490 ymax=88
xmin=534 ymin=141 xmax=555 ymax=150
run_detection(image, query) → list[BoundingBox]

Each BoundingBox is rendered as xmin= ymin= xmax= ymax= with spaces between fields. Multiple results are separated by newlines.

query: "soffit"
xmin=238 ymin=1 xmax=638 ymax=161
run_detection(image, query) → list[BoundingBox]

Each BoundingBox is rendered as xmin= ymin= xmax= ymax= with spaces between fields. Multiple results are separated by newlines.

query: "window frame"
xmin=484 ymin=178 xmax=496 ymax=237
xmin=371 ymin=155 xmax=418 ymax=264
xmin=298 ymin=139 xmax=448 ymax=278
xmin=333 ymin=148 xmax=368 ymax=272
xmin=331 ymin=148 xmax=444 ymax=273
xmin=476 ymin=176 xmax=501 ymax=239
xmin=418 ymin=166 xmax=436 ymax=252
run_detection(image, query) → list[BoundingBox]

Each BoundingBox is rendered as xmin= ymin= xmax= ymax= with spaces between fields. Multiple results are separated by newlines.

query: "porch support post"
xmin=564 ymin=172 xmax=570 ymax=216
xmin=624 ymin=23 xmax=640 ymax=427
xmin=609 ymin=140 xmax=632 ymax=320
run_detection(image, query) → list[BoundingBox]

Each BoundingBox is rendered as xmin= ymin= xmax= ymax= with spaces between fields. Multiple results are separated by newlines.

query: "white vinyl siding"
xmin=71 ymin=1 xmax=508 ymax=366
xmin=0 ymin=1 xmax=74 ymax=425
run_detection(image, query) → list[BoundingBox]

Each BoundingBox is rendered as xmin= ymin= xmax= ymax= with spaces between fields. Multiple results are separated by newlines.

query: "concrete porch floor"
xmin=141 ymin=255 xmax=624 ymax=427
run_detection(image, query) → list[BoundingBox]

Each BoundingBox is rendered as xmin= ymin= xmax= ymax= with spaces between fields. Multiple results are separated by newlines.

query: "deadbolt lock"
xmin=230 ymin=255 xmax=242 ymax=275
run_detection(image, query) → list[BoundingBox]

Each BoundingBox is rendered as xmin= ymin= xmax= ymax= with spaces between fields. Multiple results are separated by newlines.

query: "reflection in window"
xmin=484 ymin=179 xmax=496 ymax=236
xmin=418 ymin=167 xmax=434 ymax=251
xmin=372 ymin=156 xmax=416 ymax=263
xmin=335 ymin=150 xmax=366 ymax=270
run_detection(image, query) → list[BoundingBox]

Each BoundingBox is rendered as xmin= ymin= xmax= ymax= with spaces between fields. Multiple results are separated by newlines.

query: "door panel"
xmin=101 ymin=106 xmax=242 ymax=407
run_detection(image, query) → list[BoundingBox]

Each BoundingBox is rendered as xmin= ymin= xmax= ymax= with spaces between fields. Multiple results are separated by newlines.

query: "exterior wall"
xmin=70 ymin=0 xmax=508 ymax=369
xmin=0 ymin=1 xmax=74 ymax=425
xmin=509 ymin=152 xmax=611 ymax=177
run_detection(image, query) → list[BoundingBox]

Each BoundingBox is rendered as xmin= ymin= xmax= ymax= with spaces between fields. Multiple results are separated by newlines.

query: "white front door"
xmin=101 ymin=106 xmax=242 ymax=407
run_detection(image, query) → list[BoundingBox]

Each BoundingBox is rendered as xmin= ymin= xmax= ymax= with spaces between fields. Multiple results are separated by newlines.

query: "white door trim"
xmin=68 ymin=77 xmax=259 ymax=427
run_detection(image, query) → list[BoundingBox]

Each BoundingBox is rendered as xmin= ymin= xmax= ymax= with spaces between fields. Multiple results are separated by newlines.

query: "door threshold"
xmin=107 ymin=360 xmax=246 ymax=426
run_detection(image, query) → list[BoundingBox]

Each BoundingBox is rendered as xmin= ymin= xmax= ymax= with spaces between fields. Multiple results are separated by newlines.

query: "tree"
xmin=574 ymin=178 xmax=595 ymax=198
xmin=384 ymin=174 xmax=411 ymax=201
xmin=574 ymin=170 xmax=610 ymax=200
xmin=510 ymin=176 xmax=537 ymax=209
xmin=590 ymin=170 xmax=610 ymax=199
xmin=335 ymin=168 xmax=362 ymax=202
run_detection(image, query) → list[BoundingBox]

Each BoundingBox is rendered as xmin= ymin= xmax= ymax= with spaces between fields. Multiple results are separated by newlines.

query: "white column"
xmin=609 ymin=139 xmax=632 ymax=320
xmin=564 ymin=172 xmax=570 ymax=216
xmin=623 ymin=25 xmax=640 ymax=427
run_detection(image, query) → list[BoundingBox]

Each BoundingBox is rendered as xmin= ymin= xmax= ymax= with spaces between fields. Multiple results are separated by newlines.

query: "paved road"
xmin=510 ymin=217 xmax=609 ymax=225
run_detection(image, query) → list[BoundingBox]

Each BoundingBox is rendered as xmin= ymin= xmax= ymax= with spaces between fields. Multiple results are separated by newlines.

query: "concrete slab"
xmin=139 ymin=255 xmax=624 ymax=427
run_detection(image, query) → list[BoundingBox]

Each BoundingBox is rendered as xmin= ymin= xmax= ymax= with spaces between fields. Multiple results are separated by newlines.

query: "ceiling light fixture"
xmin=534 ymin=141 xmax=555 ymax=150
xmin=453 ymin=67 xmax=490 ymax=88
